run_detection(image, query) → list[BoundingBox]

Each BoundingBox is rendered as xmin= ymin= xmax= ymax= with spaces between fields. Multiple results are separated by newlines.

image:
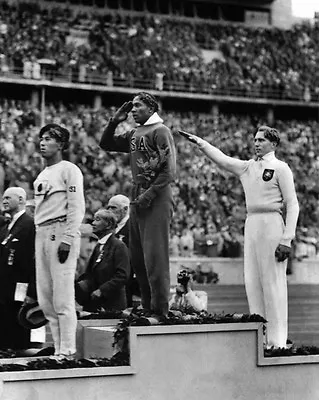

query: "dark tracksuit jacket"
xmin=100 ymin=115 xmax=176 ymax=315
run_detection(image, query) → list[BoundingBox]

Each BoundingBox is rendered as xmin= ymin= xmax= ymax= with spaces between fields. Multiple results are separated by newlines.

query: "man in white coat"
xmin=179 ymin=126 xmax=299 ymax=349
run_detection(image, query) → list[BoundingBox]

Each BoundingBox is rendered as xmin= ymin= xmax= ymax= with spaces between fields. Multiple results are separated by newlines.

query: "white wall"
xmin=170 ymin=257 xmax=319 ymax=285
xmin=271 ymin=0 xmax=293 ymax=28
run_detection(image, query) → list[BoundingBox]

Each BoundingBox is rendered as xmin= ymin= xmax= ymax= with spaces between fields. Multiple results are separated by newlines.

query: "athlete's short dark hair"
xmin=39 ymin=124 xmax=70 ymax=150
xmin=256 ymin=126 xmax=280 ymax=146
xmin=134 ymin=92 xmax=159 ymax=112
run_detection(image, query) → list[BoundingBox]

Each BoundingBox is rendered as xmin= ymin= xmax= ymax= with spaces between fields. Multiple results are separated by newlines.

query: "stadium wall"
xmin=271 ymin=0 xmax=293 ymax=28
xmin=170 ymin=257 xmax=319 ymax=285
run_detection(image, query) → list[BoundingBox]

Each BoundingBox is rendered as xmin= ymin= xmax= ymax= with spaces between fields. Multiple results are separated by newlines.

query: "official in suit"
xmin=106 ymin=194 xmax=141 ymax=307
xmin=106 ymin=195 xmax=130 ymax=247
xmin=75 ymin=209 xmax=130 ymax=312
xmin=0 ymin=187 xmax=36 ymax=350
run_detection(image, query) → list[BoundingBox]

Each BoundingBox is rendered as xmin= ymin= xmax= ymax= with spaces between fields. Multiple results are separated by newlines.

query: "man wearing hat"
xmin=0 ymin=187 xmax=37 ymax=350
xmin=75 ymin=209 xmax=130 ymax=312
xmin=34 ymin=123 xmax=85 ymax=358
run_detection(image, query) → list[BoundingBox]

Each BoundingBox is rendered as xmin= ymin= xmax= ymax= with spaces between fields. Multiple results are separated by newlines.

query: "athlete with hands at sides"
xmin=178 ymin=126 xmax=299 ymax=349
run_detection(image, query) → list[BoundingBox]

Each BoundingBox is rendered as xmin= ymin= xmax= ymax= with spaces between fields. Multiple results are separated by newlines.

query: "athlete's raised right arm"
xmin=100 ymin=102 xmax=133 ymax=152
xmin=178 ymin=130 xmax=248 ymax=176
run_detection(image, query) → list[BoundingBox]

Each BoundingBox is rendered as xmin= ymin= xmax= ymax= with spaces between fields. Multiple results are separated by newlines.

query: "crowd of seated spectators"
xmin=0 ymin=98 xmax=319 ymax=259
xmin=0 ymin=2 xmax=318 ymax=100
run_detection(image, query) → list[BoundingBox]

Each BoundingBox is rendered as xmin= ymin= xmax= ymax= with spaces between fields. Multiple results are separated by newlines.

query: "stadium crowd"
xmin=0 ymin=99 xmax=318 ymax=259
xmin=0 ymin=1 xmax=318 ymax=99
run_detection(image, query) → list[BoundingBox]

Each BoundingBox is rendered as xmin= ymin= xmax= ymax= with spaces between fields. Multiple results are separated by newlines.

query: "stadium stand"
xmin=0 ymin=0 xmax=318 ymax=259
xmin=0 ymin=99 xmax=319 ymax=258
xmin=0 ymin=1 xmax=318 ymax=100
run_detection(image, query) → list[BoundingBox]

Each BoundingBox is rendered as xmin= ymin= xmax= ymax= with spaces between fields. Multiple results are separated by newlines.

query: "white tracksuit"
xmin=199 ymin=143 xmax=299 ymax=348
xmin=34 ymin=160 xmax=85 ymax=356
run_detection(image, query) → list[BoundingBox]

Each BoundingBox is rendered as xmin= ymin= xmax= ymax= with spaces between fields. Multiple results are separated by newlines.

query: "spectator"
xmin=193 ymin=263 xmax=205 ymax=284
xmin=0 ymin=3 xmax=318 ymax=100
xmin=206 ymin=268 xmax=219 ymax=284
xmin=106 ymin=194 xmax=141 ymax=307
xmin=170 ymin=230 xmax=181 ymax=257
xmin=179 ymin=227 xmax=194 ymax=257
xmin=0 ymin=187 xmax=37 ymax=350
xmin=75 ymin=209 xmax=129 ymax=312
xmin=205 ymin=223 xmax=224 ymax=257
xmin=0 ymin=98 xmax=319 ymax=258
xmin=221 ymin=225 xmax=243 ymax=257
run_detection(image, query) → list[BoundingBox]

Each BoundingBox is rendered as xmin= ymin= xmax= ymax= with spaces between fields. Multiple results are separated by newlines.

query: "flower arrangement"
xmin=0 ymin=351 xmax=129 ymax=372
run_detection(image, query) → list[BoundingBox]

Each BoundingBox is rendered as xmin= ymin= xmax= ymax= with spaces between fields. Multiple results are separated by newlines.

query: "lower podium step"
xmin=76 ymin=319 xmax=120 ymax=358
xmin=2 ymin=322 xmax=319 ymax=400
xmin=83 ymin=326 xmax=117 ymax=359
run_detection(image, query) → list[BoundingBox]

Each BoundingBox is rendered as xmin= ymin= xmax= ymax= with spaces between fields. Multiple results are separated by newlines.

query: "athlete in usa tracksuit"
xmin=180 ymin=126 xmax=299 ymax=348
xmin=100 ymin=94 xmax=176 ymax=317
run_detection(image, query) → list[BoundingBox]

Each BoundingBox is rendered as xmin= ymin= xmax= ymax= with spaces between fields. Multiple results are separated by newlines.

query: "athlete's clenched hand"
xmin=58 ymin=242 xmax=71 ymax=264
xmin=275 ymin=244 xmax=291 ymax=262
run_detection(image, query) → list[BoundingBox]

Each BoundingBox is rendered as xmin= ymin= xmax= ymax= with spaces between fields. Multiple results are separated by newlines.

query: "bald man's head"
xmin=106 ymin=194 xmax=130 ymax=223
xmin=2 ymin=187 xmax=27 ymax=216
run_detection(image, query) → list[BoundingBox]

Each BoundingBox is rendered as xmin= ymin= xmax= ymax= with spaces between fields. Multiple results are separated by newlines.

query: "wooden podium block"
xmin=83 ymin=327 xmax=117 ymax=359
xmin=76 ymin=319 xmax=120 ymax=358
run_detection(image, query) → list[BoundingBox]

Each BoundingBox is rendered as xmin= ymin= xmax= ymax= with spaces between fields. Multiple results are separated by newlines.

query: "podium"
xmin=1 ymin=320 xmax=319 ymax=400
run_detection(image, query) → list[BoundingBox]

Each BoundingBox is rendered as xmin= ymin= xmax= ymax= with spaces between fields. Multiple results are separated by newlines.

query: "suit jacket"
xmin=116 ymin=219 xmax=129 ymax=248
xmin=76 ymin=233 xmax=129 ymax=311
xmin=0 ymin=212 xmax=36 ymax=304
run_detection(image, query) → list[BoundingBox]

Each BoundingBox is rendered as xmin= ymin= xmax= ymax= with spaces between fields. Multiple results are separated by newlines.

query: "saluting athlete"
xmin=34 ymin=124 xmax=85 ymax=358
xmin=179 ymin=126 xmax=299 ymax=349
xmin=100 ymin=93 xmax=176 ymax=320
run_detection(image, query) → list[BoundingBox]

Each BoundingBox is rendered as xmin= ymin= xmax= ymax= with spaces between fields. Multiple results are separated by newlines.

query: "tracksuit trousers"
xmin=244 ymin=212 xmax=288 ymax=348
xmin=35 ymin=221 xmax=80 ymax=356
xmin=130 ymin=188 xmax=173 ymax=316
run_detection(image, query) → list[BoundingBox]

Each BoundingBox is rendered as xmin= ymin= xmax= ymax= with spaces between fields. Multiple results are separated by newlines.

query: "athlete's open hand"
xmin=178 ymin=130 xmax=202 ymax=145
xmin=113 ymin=101 xmax=133 ymax=124
xmin=275 ymin=244 xmax=291 ymax=262
xmin=91 ymin=289 xmax=102 ymax=301
xmin=58 ymin=242 xmax=70 ymax=264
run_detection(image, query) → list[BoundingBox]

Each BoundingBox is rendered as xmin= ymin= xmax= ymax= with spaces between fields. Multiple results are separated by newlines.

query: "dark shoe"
xmin=121 ymin=307 xmax=135 ymax=318
xmin=136 ymin=314 xmax=165 ymax=326
xmin=286 ymin=339 xmax=294 ymax=349
xmin=122 ymin=305 xmax=152 ymax=318
xmin=34 ymin=346 xmax=55 ymax=357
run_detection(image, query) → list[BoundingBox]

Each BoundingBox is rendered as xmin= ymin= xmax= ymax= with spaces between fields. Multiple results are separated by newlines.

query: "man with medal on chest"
xmin=0 ymin=187 xmax=37 ymax=350
xmin=75 ymin=209 xmax=130 ymax=312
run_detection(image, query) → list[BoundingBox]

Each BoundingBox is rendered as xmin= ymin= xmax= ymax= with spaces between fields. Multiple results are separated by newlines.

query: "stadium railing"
xmin=1 ymin=66 xmax=318 ymax=103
